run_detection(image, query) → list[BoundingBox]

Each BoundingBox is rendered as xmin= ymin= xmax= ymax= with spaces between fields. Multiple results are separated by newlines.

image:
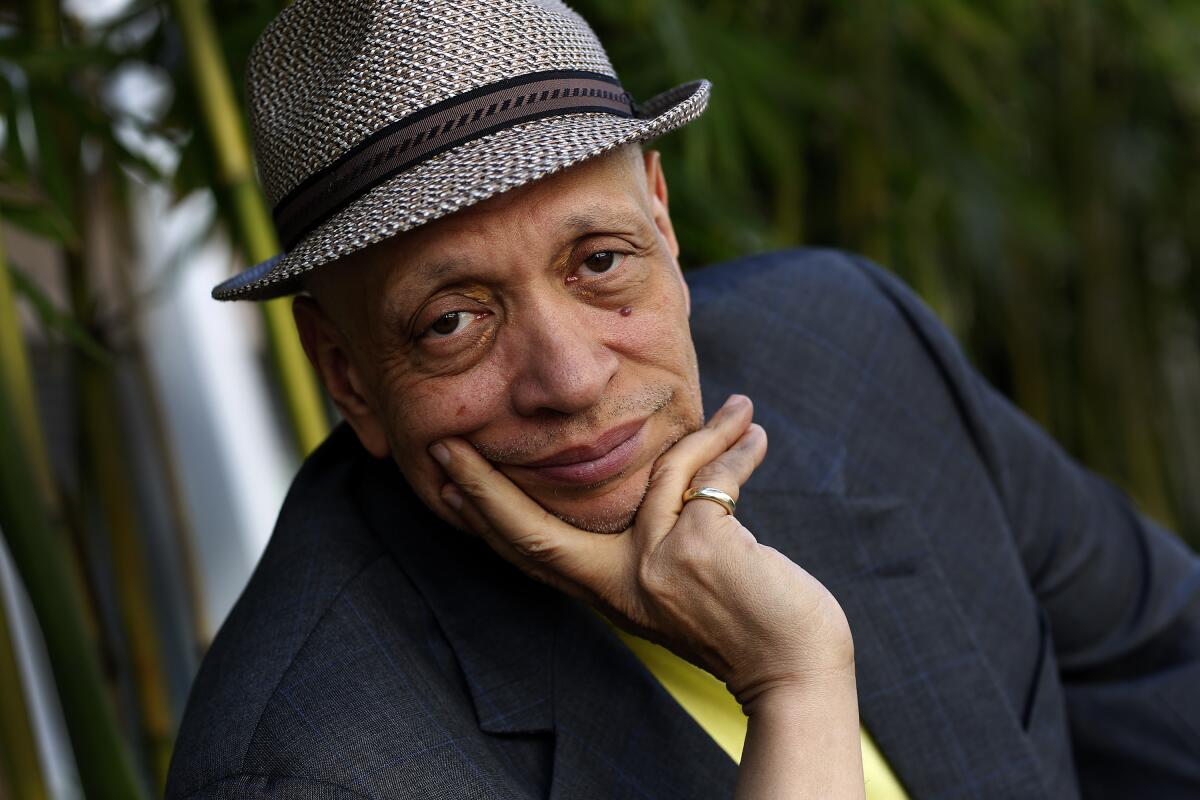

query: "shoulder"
xmin=684 ymin=247 xmax=923 ymax=359
xmin=685 ymin=247 xmax=994 ymax=499
xmin=685 ymin=247 xmax=945 ymax=408
xmin=166 ymin=426 xmax=422 ymax=797
xmin=686 ymin=246 xmax=892 ymax=305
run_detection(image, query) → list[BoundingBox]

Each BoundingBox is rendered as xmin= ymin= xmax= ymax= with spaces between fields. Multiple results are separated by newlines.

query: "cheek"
xmin=388 ymin=364 xmax=508 ymax=445
xmin=600 ymin=288 xmax=691 ymax=363
xmin=378 ymin=362 xmax=510 ymax=490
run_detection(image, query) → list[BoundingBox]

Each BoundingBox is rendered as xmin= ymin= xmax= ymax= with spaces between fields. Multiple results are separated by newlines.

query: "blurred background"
xmin=0 ymin=0 xmax=1197 ymax=796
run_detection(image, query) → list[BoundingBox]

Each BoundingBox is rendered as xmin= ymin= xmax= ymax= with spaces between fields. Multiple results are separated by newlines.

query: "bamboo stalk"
xmin=15 ymin=3 xmax=153 ymax=793
xmin=171 ymin=0 xmax=329 ymax=455
xmin=66 ymin=161 xmax=182 ymax=791
xmin=0 ymin=232 xmax=146 ymax=798
xmin=78 ymin=363 xmax=177 ymax=788
xmin=0 ymin=573 xmax=48 ymax=800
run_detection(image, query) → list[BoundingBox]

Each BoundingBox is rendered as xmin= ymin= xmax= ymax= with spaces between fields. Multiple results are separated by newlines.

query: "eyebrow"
xmin=418 ymin=255 xmax=474 ymax=283
xmin=560 ymin=207 xmax=648 ymax=236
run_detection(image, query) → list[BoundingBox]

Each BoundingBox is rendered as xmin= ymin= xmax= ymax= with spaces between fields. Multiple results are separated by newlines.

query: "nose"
xmin=508 ymin=295 xmax=619 ymax=417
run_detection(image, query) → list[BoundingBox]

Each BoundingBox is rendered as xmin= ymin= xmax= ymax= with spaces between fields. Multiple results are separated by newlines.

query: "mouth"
xmin=513 ymin=416 xmax=650 ymax=486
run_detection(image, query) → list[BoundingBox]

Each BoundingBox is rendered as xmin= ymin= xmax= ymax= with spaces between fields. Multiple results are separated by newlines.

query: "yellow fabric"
xmin=605 ymin=620 xmax=910 ymax=799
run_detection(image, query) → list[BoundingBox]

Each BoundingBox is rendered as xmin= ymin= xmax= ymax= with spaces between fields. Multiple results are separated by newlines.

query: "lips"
xmin=516 ymin=417 xmax=650 ymax=485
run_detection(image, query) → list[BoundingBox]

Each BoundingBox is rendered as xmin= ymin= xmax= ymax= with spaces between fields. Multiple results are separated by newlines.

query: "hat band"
xmin=272 ymin=69 xmax=635 ymax=250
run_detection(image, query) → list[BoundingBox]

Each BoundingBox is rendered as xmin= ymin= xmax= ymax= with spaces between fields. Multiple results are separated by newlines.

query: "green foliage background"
xmin=569 ymin=0 xmax=1200 ymax=545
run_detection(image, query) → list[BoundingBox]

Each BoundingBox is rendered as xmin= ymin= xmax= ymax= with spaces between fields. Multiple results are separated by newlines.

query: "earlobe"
xmin=292 ymin=296 xmax=391 ymax=458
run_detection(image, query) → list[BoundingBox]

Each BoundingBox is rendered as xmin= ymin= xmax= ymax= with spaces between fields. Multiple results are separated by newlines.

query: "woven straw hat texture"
xmin=213 ymin=0 xmax=711 ymax=300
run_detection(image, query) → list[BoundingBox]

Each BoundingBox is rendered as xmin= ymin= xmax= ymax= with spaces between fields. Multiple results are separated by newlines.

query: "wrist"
xmin=738 ymin=659 xmax=857 ymax=718
xmin=730 ymin=603 xmax=856 ymax=713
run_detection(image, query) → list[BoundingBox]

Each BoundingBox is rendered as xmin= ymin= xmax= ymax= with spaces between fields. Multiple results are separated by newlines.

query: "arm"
xmin=855 ymin=255 xmax=1200 ymax=795
xmin=737 ymin=672 xmax=864 ymax=799
xmin=964 ymin=354 xmax=1200 ymax=795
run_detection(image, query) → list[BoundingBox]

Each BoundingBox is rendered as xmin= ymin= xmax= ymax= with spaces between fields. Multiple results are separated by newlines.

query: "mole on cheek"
xmin=456 ymin=404 xmax=467 ymax=417
xmin=618 ymin=306 xmax=633 ymax=317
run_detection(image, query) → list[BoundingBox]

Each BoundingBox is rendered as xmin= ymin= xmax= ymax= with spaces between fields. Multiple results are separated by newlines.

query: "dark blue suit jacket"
xmin=166 ymin=249 xmax=1200 ymax=798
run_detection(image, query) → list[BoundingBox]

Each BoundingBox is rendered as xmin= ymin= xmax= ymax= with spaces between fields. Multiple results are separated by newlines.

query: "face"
xmin=294 ymin=145 xmax=704 ymax=533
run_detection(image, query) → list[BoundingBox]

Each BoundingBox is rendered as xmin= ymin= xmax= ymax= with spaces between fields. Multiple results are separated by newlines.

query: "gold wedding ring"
xmin=682 ymin=486 xmax=737 ymax=516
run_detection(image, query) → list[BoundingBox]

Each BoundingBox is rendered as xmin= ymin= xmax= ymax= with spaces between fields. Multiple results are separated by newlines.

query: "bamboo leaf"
xmin=6 ymin=263 xmax=111 ymax=365
xmin=0 ymin=197 xmax=78 ymax=246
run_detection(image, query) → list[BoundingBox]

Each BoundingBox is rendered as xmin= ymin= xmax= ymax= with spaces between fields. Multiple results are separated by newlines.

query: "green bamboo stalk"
xmin=171 ymin=0 xmax=329 ymax=455
xmin=22 ymin=1 xmax=176 ymax=789
xmin=68 ymin=249 xmax=176 ymax=793
xmin=0 ymin=574 xmax=48 ymax=800
xmin=70 ymin=161 xmax=190 ymax=790
xmin=0 ymin=232 xmax=146 ymax=798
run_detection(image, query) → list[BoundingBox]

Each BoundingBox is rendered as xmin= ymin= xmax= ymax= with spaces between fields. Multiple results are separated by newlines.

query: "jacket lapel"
xmin=363 ymin=462 xmax=557 ymax=734
xmin=737 ymin=420 xmax=1052 ymax=798
xmin=366 ymin=459 xmax=738 ymax=797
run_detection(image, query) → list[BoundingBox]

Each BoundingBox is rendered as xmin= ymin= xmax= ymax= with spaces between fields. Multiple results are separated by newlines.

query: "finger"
xmin=686 ymin=422 xmax=768 ymax=504
xmin=438 ymin=482 xmax=494 ymax=537
xmin=430 ymin=437 xmax=620 ymax=586
xmin=675 ymin=424 xmax=767 ymax=527
xmin=636 ymin=394 xmax=754 ymax=530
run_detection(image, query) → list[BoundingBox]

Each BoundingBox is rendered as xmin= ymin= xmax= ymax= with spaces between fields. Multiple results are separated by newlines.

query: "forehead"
xmin=380 ymin=148 xmax=645 ymax=270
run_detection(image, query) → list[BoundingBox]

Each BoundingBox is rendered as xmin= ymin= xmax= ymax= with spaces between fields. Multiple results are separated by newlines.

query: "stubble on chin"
xmin=547 ymin=406 xmax=701 ymax=534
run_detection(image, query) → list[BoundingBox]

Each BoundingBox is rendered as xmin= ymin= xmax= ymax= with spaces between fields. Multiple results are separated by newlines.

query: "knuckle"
xmin=672 ymin=529 xmax=715 ymax=572
xmin=455 ymin=475 xmax=488 ymax=499
xmin=691 ymin=462 xmax=731 ymax=488
xmin=644 ymin=521 xmax=714 ymax=584
xmin=648 ymin=458 xmax=681 ymax=488
xmin=510 ymin=530 xmax=559 ymax=562
xmin=635 ymin=554 xmax=673 ymax=598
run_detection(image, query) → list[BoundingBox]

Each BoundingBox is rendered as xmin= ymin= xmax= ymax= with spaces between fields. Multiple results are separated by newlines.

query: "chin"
xmin=532 ymin=462 xmax=654 ymax=534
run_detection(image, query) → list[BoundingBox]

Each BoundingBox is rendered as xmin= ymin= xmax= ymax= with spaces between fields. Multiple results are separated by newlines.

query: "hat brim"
xmin=212 ymin=78 xmax=711 ymax=301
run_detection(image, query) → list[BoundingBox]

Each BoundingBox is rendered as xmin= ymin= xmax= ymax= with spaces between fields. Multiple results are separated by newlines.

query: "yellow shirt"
xmin=606 ymin=621 xmax=910 ymax=799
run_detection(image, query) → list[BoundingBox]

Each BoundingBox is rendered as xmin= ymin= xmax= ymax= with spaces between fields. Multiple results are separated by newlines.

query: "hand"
xmin=429 ymin=394 xmax=854 ymax=709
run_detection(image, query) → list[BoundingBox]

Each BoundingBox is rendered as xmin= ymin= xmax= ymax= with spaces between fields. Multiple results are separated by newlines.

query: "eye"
xmin=423 ymin=310 xmax=483 ymax=339
xmin=577 ymin=250 xmax=627 ymax=278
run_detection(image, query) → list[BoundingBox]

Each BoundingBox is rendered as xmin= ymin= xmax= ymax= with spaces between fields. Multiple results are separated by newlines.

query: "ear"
xmin=642 ymin=148 xmax=690 ymax=315
xmin=292 ymin=295 xmax=390 ymax=458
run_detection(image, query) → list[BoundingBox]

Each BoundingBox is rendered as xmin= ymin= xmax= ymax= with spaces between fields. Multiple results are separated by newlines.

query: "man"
xmin=167 ymin=0 xmax=1200 ymax=797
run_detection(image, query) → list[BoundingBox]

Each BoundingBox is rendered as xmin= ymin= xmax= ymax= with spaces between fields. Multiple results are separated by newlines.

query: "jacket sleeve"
xmin=852 ymin=254 xmax=1200 ymax=797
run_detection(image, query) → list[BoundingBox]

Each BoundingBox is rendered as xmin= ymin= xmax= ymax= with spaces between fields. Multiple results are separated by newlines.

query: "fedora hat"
xmin=212 ymin=0 xmax=712 ymax=300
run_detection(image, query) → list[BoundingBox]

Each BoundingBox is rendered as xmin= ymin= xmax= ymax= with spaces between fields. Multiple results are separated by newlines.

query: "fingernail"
xmin=442 ymin=485 xmax=463 ymax=511
xmin=429 ymin=442 xmax=451 ymax=466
